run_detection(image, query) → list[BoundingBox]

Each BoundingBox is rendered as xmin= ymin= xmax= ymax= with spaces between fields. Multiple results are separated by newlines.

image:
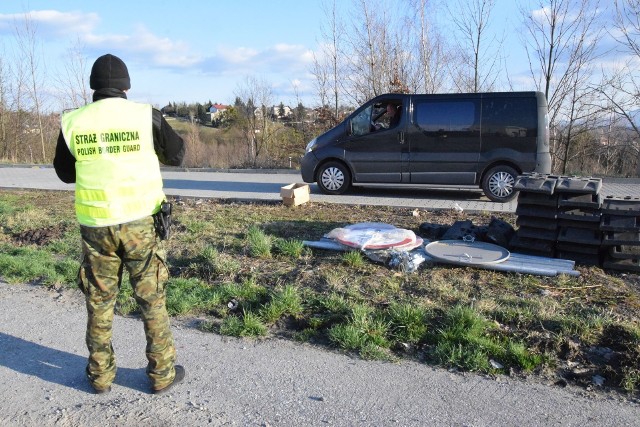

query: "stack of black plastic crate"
xmin=553 ymin=176 xmax=603 ymax=266
xmin=510 ymin=173 xmax=560 ymax=257
xmin=510 ymin=173 xmax=604 ymax=266
xmin=509 ymin=173 xmax=640 ymax=272
xmin=600 ymin=196 xmax=640 ymax=272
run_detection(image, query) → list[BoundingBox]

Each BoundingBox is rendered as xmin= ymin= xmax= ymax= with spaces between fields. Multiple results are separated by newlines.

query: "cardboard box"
xmin=280 ymin=183 xmax=310 ymax=206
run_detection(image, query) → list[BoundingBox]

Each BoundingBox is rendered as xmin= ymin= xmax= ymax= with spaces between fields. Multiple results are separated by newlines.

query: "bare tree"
xmin=14 ymin=12 xmax=48 ymax=163
xmin=311 ymin=53 xmax=330 ymax=110
xmin=313 ymin=0 xmax=345 ymax=123
xmin=613 ymin=0 xmax=640 ymax=59
xmin=344 ymin=0 xmax=394 ymax=103
xmin=447 ymin=0 xmax=502 ymax=92
xmin=600 ymin=0 xmax=640 ymax=137
xmin=520 ymin=0 xmax=603 ymax=172
xmin=311 ymin=0 xmax=452 ymax=108
xmin=410 ymin=0 xmax=449 ymax=93
xmin=587 ymin=0 xmax=640 ymax=175
xmin=5 ymin=33 xmax=30 ymax=163
xmin=234 ymin=76 xmax=275 ymax=167
xmin=55 ymin=38 xmax=91 ymax=109
xmin=0 ymin=47 xmax=7 ymax=160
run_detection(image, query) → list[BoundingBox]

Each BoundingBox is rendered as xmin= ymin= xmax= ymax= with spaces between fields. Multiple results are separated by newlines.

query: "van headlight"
xmin=305 ymin=138 xmax=317 ymax=153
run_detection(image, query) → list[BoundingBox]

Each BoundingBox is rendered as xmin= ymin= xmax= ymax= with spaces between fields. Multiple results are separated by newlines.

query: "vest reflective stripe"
xmin=61 ymin=98 xmax=165 ymax=227
xmin=75 ymin=198 xmax=158 ymax=219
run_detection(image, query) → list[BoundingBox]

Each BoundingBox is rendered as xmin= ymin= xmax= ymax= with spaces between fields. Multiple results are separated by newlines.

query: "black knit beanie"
xmin=90 ymin=54 xmax=131 ymax=90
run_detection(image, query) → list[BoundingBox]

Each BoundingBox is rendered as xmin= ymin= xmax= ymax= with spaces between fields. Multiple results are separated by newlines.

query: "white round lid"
xmin=424 ymin=240 xmax=510 ymax=265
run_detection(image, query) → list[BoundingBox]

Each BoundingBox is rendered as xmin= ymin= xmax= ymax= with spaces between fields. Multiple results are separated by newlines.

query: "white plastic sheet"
xmin=325 ymin=222 xmax=420 ymax=250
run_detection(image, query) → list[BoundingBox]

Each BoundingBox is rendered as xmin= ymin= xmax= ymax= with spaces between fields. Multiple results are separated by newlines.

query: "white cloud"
xmin=203 ymin=43 xmax=313 ymax=79
xmin=0 ymin=10 xmax=99 ymax=36
xmin=0 ymin=9 xmax=201 ymax=70
xmin=86 ymin=25 xmax=202 ymax=68
xmin=217 ymin=46 xmax=260 ymax=64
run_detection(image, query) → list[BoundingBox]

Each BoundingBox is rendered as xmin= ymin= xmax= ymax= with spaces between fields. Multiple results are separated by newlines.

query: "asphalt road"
xmin=2 ymin=165 xmax=640 ymax=213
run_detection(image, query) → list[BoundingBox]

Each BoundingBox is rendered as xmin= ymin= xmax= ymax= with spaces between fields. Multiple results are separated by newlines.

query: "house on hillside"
xmin=271 ymin=105 xmax=293 ymax=119
xmin=206 ymin=103 xmax=229 ymax=124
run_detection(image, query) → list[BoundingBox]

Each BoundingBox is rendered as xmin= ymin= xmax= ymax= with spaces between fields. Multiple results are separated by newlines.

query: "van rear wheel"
xmin=317 ymin=161 xmax=351 ymax=195
xmin=482 ymin=165 xmax=518 ymax=202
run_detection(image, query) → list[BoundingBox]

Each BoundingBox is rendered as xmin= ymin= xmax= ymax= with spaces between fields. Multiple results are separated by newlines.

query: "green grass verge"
xmin=1 ymin=190 xmax=640 ymax=395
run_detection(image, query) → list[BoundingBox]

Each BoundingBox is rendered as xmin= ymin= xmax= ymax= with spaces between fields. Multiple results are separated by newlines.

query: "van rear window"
xmin=414 ymin=101 xmax=476 ymax=132
xmin=481 ymin=97 xmax=537 ymax=137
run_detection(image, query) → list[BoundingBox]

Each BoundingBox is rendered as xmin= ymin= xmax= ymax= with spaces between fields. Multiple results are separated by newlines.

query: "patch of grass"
xmin=432 ymin=305 xmax=496 ymax=371
xmin=621 ymin=367 xmax=640 ymax=393
xmin=116 ymin=280 xmax=137 ymax=315
xmin=166 ymin=277 xmax=224 ymax=315
xmin=387 ymin=302 xmax=429 ymax=344
xmin=219 ymin=310 xmax=267 ymax=337
xmin=218 ymin=277 xmax=267 ymax=309
xmin=260 ymin=285 xmax=303 ymax=324
xmin=490 ymin=297 xmax=542 ymax=328
xmin=0 ymin=243 xmax=78 ymax=286
xmin=328 ymin=303 xmax=391 ymax=359
xmin=431 ymin=305 xmax=542 ymax=373
xmin=328 ymin=323 xmax=368 ymax=350
xmin=246 ymin=225 xmax=273 ymax=258
xmin=184 ymin=220 xmax=209 ymax=234
xmin=274 ymin=238 xmax=306 ymax=259
xmin=3 ymin=207 xmax=52 ymax=233
xmin=342 ymin=250 xmax=365 ymax=268
xmin=0 ymin=195 xmax=25 ymax=216
xmin=506 ymin=341 xmax=544 ymax=372
xmin=46 ymin=231 xmax=82 ymax=258
xmin=195 ymin=246 xmax=242 ymax=280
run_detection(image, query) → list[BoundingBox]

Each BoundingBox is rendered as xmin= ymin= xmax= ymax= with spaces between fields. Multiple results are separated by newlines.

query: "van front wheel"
xmin=317 ymin=162 xmax=351 ymax=195
xmin=482 ymin=166 xmax=518 ymax=202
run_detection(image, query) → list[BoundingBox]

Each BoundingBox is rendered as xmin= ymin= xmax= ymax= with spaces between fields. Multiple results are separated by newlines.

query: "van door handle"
xmin=398 ymin=131 xmax=405 ymax=144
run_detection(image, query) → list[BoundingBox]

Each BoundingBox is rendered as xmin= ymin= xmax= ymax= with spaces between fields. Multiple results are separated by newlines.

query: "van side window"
xmin=482 ymin=97 xmax=537 ymax=138
xmin=351 ymin=105 xmax=373 ymax=136
xmin=414 ymin=101 xmax=476 ymax=133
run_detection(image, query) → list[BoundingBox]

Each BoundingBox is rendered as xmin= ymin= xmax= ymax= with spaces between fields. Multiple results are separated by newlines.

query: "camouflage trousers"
xmin=77 ymin=215 xmax=176 ymax=391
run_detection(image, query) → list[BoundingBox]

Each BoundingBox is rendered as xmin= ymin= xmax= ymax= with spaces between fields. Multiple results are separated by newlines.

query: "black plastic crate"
xmin=600 ymin=214 xmax=640 ymax=232
xmin=517 ymin=191 xmax=559 ymax=207
xmin=556 ymin=241 xmax=602 ymax=255
xmin=602 ymin=230 xmax=640 ymax=246
xmin=601 ymin=196 xmax=640 ymax=216
xmin=557 ymin=207 xmax=602 ymax=223
xmin=556 ymin=250 xmax=602 ymax=266
xmin=558 ymin=192 xmax=602 ymax=209
xmin=557 ymin=227 xmax=602 ymax=245
xmin=516 ymin=204 xmax=558 ymax=219
xmin=509 ymin=234 xmax=555 ymax=256
xmin=603 ymin=257 xmax=640 ymax=273
xmin=513 ymin=173 xmax=559 ymax=195
xmin=555 ymin=176 xmax=602 ymax=194
xmin=516 ymin=226 xmax=558 ymax=241
xmin=607 ymin=245 xmax=640 ymax=258
xmin=517 ymin=216 xmax=558 ymax=231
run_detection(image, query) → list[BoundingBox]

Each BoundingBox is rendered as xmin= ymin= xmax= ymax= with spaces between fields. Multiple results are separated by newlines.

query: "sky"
xmin=0 ymin=0 xmax=330 ymax=109
xmin=0 ymin=1 xmax=621 ymax=111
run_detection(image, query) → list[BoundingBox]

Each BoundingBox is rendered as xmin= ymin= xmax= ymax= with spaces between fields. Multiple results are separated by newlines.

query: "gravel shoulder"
xmin=1 ymin=282 xmax=640 ymax=426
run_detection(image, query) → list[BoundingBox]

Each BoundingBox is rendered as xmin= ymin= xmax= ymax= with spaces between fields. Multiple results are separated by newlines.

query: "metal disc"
xmin=424 ymin=240 xmax=510 ymax=265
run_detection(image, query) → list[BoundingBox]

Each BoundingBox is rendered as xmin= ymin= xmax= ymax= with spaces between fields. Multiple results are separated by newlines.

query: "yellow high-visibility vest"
xmin=61 ymin=98 xmax=165 ymax=227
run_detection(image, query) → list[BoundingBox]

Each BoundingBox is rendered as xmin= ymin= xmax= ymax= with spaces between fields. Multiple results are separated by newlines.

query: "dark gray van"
xmin=300 ymin=92 xmax=551 ymax=202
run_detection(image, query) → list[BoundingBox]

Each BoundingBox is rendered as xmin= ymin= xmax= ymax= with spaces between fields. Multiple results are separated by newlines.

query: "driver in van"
xmin=374 ymin=103 xmax=401 ymax=130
